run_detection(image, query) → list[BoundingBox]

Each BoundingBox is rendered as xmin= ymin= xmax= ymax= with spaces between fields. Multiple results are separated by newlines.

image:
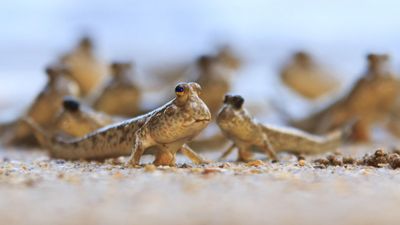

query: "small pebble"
xmin=314 ymin=158 xmax=329 ymax=166
xmin=55 ymin=159 xmax=66 ymax=164
xmin=190 ymin=168 xmax=203 ymax=173
xmin=144 ymin=164 xmax=156 ymax=172
xmin=112 ymin=171 xmax=124 ymax=179
xmin=296 ymin=154 xmax=305 ymax=161
xmin=219 ymin=162 xmax=232 ymax=168
xmin=388 ymin=153 xmax=400 ymax=169
xmin=250 ymin=169 xmax=262 ymax=174
xmin=342 ymin=157 xmax=356 ymax=165
xmin=202 ymin=168 xmax=221 ymax=175
xmin=179 ymin=163 xmax=192 ymax=168
xmin=246 ymin=160 xmax=265 ymax=167
xmin=327 ymin=155 xmax=343 ymax=166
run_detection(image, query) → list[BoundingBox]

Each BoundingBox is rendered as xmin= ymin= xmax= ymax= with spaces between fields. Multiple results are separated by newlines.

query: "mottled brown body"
xmin=1 ymin=65 xmax=80 ymax=146
xmin=53 ymin=97 xmax=120 ymax=138
xmin=217 ymin=95 xmax=345 ymax=162
xmin=291 ymin=54 xmax=400 ymax=141
xmin=26 ymin=82 xmax=211 ymax=166
xmin=280 ymin=51 xmax=339 ymax=99
xmin=60 ymin=36 xmax=108 ymax=96
xmin=29 ymin=116 xmax=144 ymax=159
xmin=93 ymin=62 xmax=141 ymax=117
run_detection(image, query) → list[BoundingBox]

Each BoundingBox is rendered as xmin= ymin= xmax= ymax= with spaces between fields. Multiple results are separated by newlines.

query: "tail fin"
xmin=20 ymin=117 xmax=53 ymax=150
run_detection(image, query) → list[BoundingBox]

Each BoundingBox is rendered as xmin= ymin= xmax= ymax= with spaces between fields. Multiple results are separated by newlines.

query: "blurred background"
xmin=1 ymin=0 xmax=400 ymax=122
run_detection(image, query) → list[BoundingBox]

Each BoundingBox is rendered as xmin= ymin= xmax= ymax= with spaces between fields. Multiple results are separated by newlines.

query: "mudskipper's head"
xmin=63 ymin=96 xmax=81 ymax=112
xmin=78 ymin=36 xmax=93 ymax=52
xmin=197 ymin=55 xmax=215 ymax=73
xmin=217 ymin=94 xmax=244 ymax=126
xmin=44 ymin=64 xmax=80 ymax=96
xmin=149 ymin=82 xmax=211 ymax=144
xmin=59 ymin=97 xmax=90 ymax=136
xmin=216 ymin=94 xmax=247 ymax=135
xmin=367 ymin=53 xmax=390 ymax=75
xmin=293 ymin=51 xmax=312 ymax=67
xmin=111 ymin=62 xmax=133 ymax=78
xmin=174 ymin=82 xmax=200 ymax=105
xmin=45 ymin=64 xmax=70 ymax=80
xmin=223 ymin=94 xmax=244 ymax=110
xmin=56 ymin=96 xmax=108 ymax=137
xmin=174 ymin=82 xmax=211 ymax=122
xmin=216 ymin=46 xmax=241 ymax=70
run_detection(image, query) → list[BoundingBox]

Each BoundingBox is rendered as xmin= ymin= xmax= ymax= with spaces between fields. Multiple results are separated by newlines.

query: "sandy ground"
xmin=1 ymin=144 xmax=400 ymax=225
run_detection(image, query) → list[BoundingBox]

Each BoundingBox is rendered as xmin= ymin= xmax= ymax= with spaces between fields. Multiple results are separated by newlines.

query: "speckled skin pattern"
xmin=217 ymin=95 xmax=344 ymax=162
xmin=0 ymin=65 xmax=80 ymax=146
xmin=93 ymin=62 xmax=141 ymax=117
xmin=53 ymin=97 xmax=120 ymax=138
xmin=26 ymin=82 xmax=211 ymax=166
xmin=291 ymin=54 xmax=400 ymax=141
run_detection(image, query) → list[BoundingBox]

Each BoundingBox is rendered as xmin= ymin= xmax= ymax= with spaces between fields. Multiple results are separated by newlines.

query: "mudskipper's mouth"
xmin=183 ymin=118 xmax=211 ymax=127
xmin=194 ymin=118 xmax=211 ymax=123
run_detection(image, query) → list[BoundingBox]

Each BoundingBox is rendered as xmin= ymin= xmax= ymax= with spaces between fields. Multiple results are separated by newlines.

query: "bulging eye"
xmin=232 ymin=95 xmax=244 ymax=109
xmin=175 ymin=85 xmax=185 ymax=96
xmin=63 ymin=97 xmax=80 ymax=112
xmin=223 ymin=95 xmax=231 ymax=104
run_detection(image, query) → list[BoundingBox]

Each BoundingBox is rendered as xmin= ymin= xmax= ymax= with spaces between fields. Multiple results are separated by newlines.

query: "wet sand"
xmin=1 ymin=144 xmax=400 ymax=225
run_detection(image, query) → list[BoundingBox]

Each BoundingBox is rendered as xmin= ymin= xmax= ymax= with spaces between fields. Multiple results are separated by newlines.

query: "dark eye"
xmin=63 ymin=97 xmax=80 ymax=112
xmin=175 ymin=85 xmax=184 ymax=93
xmin=232 ymin=96 xmax=244 ymax=109
xmin=223 ymin=95 xmax=231 ymax=104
